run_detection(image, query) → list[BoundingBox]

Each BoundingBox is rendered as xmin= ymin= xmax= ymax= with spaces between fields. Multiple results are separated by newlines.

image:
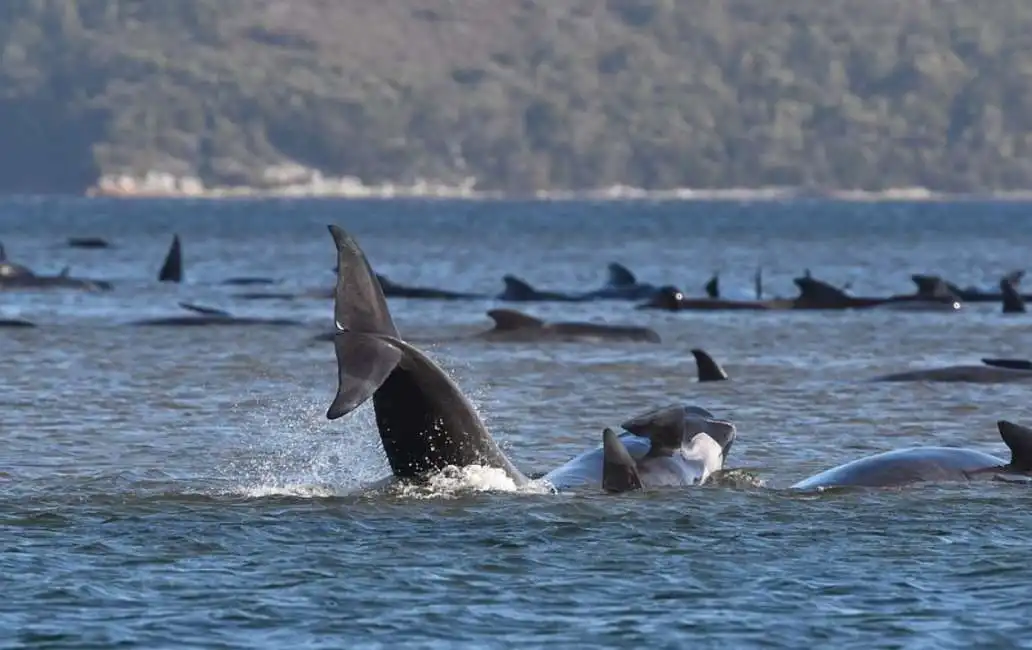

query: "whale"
xmin=542 ymin=405 xmax=736 ymax=493
xmin=910 ymin=270 xmax=1032 ymax=304
xmin=497 ymin=275 xmax=589 ymax=302
xmin=869 ymin=362 xmax=1032 ymax=383
xmin=474 ymin=309 xmax=661 ymax=343
xmin=66 ymin=237 xmax=112 ymax=249
xmin=982 ymin=358 xmax=1032 ymax=371
xmin=0 ymin=244 xmax=112 ymax=292
xmin=376 ymin=274 xmax=484 ymax=300
xmin=0 ymin=318 xmax=35 ymax=328
xmin=129 ymin=302 xmax=303 ymax=327
xmin=792 ymin=420 xmax=1032 ymax=490
xmin=157 ymin=234 xmax=278 ymax=286
xmin=322 ymin=223 xmax=734 ymax=492
xmin=578 ymin=263 xmax=661 ymax=301
xmin=638 ymin=285 xmax=792 ymax=311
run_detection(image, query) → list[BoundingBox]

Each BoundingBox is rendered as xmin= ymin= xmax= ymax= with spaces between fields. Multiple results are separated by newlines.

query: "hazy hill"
xmin=3 ymin=0 xmax=1032 ymax=194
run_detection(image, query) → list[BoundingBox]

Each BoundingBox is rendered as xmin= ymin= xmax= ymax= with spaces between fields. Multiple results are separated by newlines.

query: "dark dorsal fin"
xmin=0 ymin=242 xmax=6 ymax=261
xmin=982 ymin=358 xmax=1032 ymax=371
xmin=606 ymin=263 xmax=637 ymax=287
xmin=691 ymin=348 xmax=730 ymax=382
xmin=158 ymin=234 xmax=183 ymax=283
xmin=59 ymin=266 xmax=70 ymax=277
xmin=997 ymin=420 xmax=1032 ymax=471
xmin=602 ymin=427 xmax=642 ymax=493
xmin=1000 ymin=275 xmax=1026 ymax=314
xmin=754 ymin=267 xmax=763 ymax=300
xmin=621 ymin=405 xmax=688 ymax=456
xmin=375 ymin=273 xmax=398 ymax=290
xmin=178 ymin=302 xmax=232 ymax=318
xmin=911 ymin=274 xmax=957 ymax=299
xmin=704 ymin=273 xmax=720 ymax=299
xmin=325 ymin=224 xmax=404 ymax=420
xmin=794 ymin=275 xmax=850 ymax=302
xmin=500 ymin=275 xmax=538 ymax=300
xmin=486 ymin=309 xmax=545 ymax=331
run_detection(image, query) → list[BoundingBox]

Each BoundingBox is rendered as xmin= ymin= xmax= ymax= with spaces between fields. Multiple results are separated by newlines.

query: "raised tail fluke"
xmin=325 ymin=224 xmax=404 ymax=420
xmin=158 ymin=234 xmax=183 ymax=283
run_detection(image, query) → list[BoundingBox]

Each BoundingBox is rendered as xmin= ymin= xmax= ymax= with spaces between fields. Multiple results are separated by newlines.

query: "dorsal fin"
xmin=500 ymin=275 xmax=538 ymax=300
xmin=158 ymin=234 xmax=183 ymax=283
xmin=620 ymin=405 xmax=688 ymax=457
xmin=1000 ymin=275 xmax=1026 ymax=314
xmin=691 ymin=349 xmax=730 ymax=382
xmin=602 ymin=427 xmax=642 ymax=493
xmin=0 ymin=242 xmax=6 ymax=262
xmin=606 ymin=263 xmax=637 ymax=287
xmin=486 ymin=309 xmax=545 ymax=330
xmin=704 ymin=273 xmax=720 ymax=299
xmin=375 ymin=273 xmax=398 ymax=290
xmin=997 ymin=420 xmax=1032 ymax=471
xmin=754 ymin=267 xmax=763 ymax=300
xmin=178 ymin=302 xmax=232 ymax=318
xmin=59 ymin=266 xmax=70 ymax=277
xmin=794 ymin=275 xmax=850 ymax=302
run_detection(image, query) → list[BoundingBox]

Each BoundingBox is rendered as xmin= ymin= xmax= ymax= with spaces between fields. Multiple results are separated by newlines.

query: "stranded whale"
xmin=792 ymin=420 xmax=1032 ymax=490
xmin=322 ymin=224 xmax=735 ymax=493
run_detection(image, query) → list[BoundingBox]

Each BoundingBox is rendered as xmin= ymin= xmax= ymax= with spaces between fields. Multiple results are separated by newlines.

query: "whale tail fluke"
xmin=325 ymin=224 xmax=404 ymax=421
xmin=691 ymin=348 xmax=730 ymax=382
xmin=998 ymin=420 xmax=1032 ymax=471
xmin=602 ymin=427 xmax=642 ymax=493
xmin=158 ymin=234 xmax=183 ymax=283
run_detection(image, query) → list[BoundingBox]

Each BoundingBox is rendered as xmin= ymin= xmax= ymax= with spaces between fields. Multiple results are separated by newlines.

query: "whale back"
xmin=487 ymin=309 xmax=545 ymax=331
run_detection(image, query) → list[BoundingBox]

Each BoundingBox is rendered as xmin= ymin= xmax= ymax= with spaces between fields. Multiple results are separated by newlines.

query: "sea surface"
xmin=2 ymin=197 xmax=1032 ymax=649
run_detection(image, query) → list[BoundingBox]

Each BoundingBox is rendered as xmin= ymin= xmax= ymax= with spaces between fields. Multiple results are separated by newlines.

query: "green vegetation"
xmin=3 ymin=0 xmax=1032 ymax=193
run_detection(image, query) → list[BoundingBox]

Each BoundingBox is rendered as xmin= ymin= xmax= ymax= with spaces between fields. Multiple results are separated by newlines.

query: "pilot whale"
xmin=792 ymin=420 xmax=1032 ymax=490
xmin=129 ymin=302 xmax=303 ymax=327
xmin=475 ymin=308 xmax=661 ymax=343
xmin=541 ymin=405 xmax=736 ymax=493
xmin=157 ymin=234 xmax=278 ymax=286
xmin=322 ymin=224 xmax=735 ymax=492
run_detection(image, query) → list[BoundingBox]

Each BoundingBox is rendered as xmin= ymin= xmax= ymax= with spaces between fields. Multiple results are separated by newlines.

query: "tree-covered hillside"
xmin=2 ymin=0 xmax=1032 ymax=194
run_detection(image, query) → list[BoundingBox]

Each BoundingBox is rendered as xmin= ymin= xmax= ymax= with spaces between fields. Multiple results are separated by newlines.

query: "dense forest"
xmin=2 ymin=0 xmax=1032 ymax=194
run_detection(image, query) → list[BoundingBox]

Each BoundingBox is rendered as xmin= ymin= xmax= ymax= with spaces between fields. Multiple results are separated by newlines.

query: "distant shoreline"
xmin=76 ymin=173 xmax=1032 ymax=202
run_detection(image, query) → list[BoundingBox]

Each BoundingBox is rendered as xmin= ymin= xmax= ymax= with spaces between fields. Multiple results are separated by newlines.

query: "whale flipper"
xmin=159 ymin=235 xmax=183 ymax=283
xmin=486 ymin=309 xmax=545 ymax=331
xmin=607 ymin=263 xmax=637 ymax=287
xmin=602 ymin=428 xmax=642 ymax=493
xmin=178 ymin=302 xmax=232 ymax=318
xmin=691 ymin=349 xmax=730 ymax=382
xmin=998 ymin=421 xmax=1032 ymax=471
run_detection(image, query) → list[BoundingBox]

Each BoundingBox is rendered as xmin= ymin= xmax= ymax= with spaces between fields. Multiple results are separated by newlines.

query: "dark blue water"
xmin=3 ymin=197 xmax=1032 ymax=648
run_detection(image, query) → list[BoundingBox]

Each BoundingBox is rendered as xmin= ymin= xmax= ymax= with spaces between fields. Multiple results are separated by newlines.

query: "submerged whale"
xmin=870 ymin=359 xmax=1032 ymax=383
xmin=579 ymin=263 xmax=660 ymax=301
xmin=0 ymin=318 xmax=35 ymax=328
xmin=475 ymin=309 xmax=661 ymax=343
xmin=322 ymin=223 xmax=734 ymax=492
xmin=129 ymin=302 xmax=302 ymax=327
xmin=67 ymin=237 xmax=112 ymax=249
xmin=376 ymin=274 xmax=484 ymax=300
xmin=497 ymin=275 xmax=588 ymax=302
xmin=792 ymin=420 xmax=1032 ymax=490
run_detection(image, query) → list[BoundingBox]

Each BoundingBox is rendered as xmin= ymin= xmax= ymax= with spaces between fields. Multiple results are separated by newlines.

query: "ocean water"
xmin=2 ymin=197 xmax=1032 ymax=649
